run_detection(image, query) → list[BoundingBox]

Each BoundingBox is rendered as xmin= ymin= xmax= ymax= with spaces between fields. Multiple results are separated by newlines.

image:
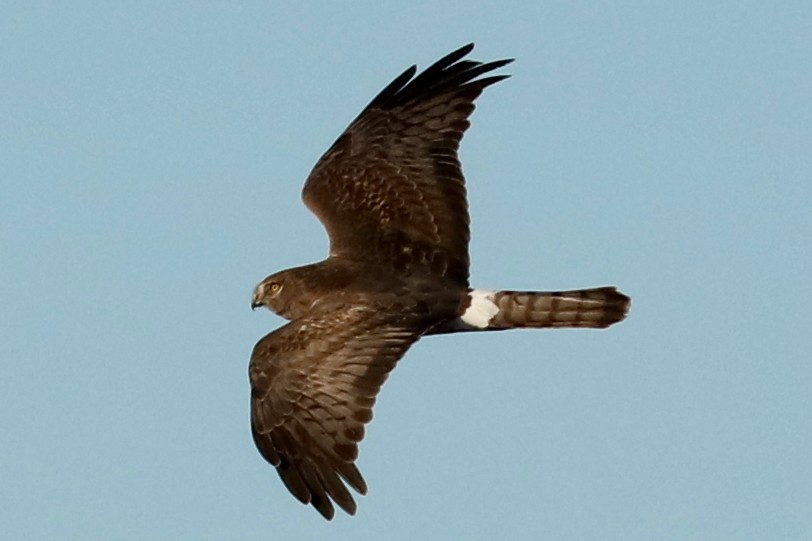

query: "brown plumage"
xmin=249 ymin=44 xmax=630 ymax=520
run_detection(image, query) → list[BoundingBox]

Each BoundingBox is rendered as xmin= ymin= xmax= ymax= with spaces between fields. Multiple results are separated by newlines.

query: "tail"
xmin=430 ymin=287 xmax=630 ymax=334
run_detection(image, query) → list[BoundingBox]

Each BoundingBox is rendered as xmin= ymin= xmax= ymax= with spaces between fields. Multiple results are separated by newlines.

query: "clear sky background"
xmin=2 ymin=2 xmax=810 ymax=540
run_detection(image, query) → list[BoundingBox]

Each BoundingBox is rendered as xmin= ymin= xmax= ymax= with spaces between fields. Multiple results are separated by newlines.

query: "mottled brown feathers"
xmin=249 ymin=44 xmax=629 ymax=520
xmin=301 ymin=43 xmax=513 ymax=286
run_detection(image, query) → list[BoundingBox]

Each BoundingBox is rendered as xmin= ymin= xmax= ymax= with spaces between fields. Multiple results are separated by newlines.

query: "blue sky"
xmin=2 ymin=2 xmax=810 ymax=540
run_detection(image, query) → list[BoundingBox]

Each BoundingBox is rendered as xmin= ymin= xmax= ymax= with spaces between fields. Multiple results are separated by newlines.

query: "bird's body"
xmin=249 ymin=44 xmax=630 ymax=519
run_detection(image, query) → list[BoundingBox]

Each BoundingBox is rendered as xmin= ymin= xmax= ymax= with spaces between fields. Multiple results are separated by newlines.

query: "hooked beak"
xmin=251 ymin=300 xmax=262 ymax=311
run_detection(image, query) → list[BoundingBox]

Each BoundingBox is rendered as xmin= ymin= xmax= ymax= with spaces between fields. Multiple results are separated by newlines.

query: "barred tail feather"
xmin=488 ymin=287 xmax=630 ymax=329
xmin=430 ymin=286 xmax=630 ymax=334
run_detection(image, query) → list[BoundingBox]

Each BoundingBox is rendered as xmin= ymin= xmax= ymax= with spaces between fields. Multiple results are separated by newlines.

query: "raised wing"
xmin=302 ymin=44 xmax=512 ymax=286
xmin=249 ymin=306 xmax=424 ymax=519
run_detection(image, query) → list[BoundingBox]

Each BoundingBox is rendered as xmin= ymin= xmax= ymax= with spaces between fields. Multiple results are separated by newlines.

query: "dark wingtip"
xmin=365 ymin=43 xmax=512 ymax=110
xmin=436 ymin=42 xmax=476 ymax=67
xmin=316 ymin=506 xmax=335 ymax=521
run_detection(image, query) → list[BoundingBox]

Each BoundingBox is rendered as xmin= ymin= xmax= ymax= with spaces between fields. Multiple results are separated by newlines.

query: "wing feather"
xmin=249 ymin=306 xmax=423 ymax=519
xmin=301 ymin=44 xmax=513 ymax=285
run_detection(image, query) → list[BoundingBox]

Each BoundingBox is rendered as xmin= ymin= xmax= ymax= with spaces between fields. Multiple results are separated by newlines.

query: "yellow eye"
xmin=269 ymin=282 xmax=281 ymax=293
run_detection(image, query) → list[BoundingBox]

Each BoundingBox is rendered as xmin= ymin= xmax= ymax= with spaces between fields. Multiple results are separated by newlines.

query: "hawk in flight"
xmin=250 ymin=44 xmax=630 ymax=519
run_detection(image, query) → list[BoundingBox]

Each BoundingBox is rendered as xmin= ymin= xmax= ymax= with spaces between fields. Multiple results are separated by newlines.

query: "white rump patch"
xmin=460 ymin=289 xmax=499 ymax=329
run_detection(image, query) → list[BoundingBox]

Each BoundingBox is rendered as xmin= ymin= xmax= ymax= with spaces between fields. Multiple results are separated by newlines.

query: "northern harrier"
xmin=250 ymin=44 xmax=630 ymax=519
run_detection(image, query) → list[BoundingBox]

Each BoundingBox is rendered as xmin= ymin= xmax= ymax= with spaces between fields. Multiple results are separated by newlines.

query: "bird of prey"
xmin=249 ymin=43 xmax=630 ymax=519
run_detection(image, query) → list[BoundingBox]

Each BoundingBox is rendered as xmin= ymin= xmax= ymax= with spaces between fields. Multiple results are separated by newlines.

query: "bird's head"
xmin=251 ymin=271 xmax=288 ymax=315
xmin=252 ymin=262 xmax=343 ymax=320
